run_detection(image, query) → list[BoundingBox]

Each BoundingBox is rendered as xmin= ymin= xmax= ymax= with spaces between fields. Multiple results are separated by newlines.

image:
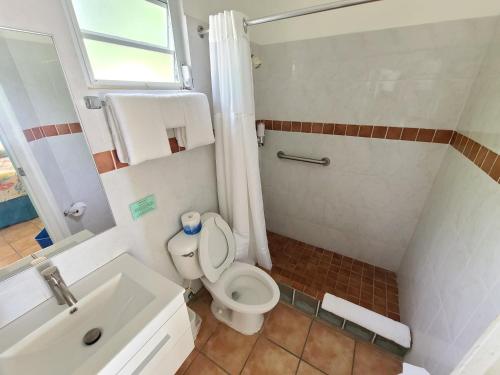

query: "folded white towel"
xmin=105 ymin=94 xmax=171 ymax=165
xmin=177 ymin=93 xmax=215 ymax=149
xmin=105 ymin=92 xmax=215 ymax=165
xmin=399 ymin=363 xmax=430 ymax=375
xmin=322 ymin=293 xmax=411 ymax=348
xmin=159 ymin=94 xmax=186 ymax=129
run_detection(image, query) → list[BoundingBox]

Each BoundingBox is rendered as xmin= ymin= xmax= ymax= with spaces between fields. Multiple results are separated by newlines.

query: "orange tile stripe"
xmin=93 ymin=137 xmax=185 ymax=174
xmin=23 ymin=123 xmax=82 ymax=142
xmin=257 ymin=119 xmax=455 ymax=144
xmin=258 ymin=120 xmax=500 ymax=184
xmin=451 ymin=132 xmax=500 ymax=184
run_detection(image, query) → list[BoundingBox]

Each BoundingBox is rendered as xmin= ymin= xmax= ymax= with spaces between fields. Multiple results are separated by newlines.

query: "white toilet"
xmin=168 ymin=212 xmax=279 ymax=335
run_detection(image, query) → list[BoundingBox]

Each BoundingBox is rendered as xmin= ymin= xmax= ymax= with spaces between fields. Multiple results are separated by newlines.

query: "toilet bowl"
xmin=168 ymin=212 xmax=279 ymax=335
xmin=202 ymin=261 xmax=279 ymax=334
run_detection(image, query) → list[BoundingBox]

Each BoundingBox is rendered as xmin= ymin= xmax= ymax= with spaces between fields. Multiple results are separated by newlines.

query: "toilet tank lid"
xmin=167 ymin=230 xmax=199 ymax=256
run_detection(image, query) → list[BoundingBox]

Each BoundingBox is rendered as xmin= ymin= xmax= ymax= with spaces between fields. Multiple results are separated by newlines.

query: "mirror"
xmin=0 ymin=28 xmax=115 ymax=278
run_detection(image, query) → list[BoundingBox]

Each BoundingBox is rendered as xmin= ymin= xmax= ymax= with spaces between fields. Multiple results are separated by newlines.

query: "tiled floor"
xmin=0 ymin=218 xmax=44 ymax=267
xmin=266 ymin=232 xmax=400 ymax=321
xmin=180 ymin=290 xmax=402 ymax=375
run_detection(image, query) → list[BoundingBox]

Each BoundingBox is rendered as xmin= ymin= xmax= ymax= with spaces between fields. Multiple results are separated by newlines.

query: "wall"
xmin=0 ymin=1 xmax=217 ymax=327
xmin=398 ymin=19 xmax=500 ymax=374
xmin=255 ymin=17 xmax=496 ymax=271
xmin=183 ymin=0 xmax=500 ymax=45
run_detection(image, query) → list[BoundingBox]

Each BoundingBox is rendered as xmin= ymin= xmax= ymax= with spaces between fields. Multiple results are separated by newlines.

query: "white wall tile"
xmin=260 ymin=131 xmax=446 ymax=270
xmin=400 ymin=137 xmax=500 ymax=372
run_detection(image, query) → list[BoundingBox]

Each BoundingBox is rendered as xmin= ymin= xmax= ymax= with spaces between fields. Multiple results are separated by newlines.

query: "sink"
xmin=0 ymin=254 xmax=191 ymax=375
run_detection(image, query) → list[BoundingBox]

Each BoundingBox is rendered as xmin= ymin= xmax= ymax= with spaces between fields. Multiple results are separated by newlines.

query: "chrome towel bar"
xmin=277 ymin=151 xmax=330 ymax=166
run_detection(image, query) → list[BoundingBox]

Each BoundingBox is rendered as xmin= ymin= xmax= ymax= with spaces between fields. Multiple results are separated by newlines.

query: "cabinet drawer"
xmin=119 ymin=303 xmax=193 ymax=374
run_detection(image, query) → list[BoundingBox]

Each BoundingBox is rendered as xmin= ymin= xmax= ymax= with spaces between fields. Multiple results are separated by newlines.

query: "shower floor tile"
xmin=266 ymin=232 xmax=400 ymax=321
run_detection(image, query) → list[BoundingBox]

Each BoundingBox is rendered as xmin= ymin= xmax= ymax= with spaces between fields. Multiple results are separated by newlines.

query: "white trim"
xmin=62 ymin=0 xmax=189 ymax=90
xmin=80 ymin=29 xmax=176 ymax=55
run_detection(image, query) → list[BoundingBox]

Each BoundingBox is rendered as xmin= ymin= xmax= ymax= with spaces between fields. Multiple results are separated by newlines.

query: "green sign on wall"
xmin=129 ymin=194 xmax=156 ymax=220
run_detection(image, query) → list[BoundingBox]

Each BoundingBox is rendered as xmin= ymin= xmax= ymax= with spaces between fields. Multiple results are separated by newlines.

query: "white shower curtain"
xmin=209 ymin=11 xmax=272 ymax=270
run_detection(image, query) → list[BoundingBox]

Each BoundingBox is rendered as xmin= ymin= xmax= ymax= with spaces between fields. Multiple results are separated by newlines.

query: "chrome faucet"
xmin=41 ymin=266 xmax=78 ymax=313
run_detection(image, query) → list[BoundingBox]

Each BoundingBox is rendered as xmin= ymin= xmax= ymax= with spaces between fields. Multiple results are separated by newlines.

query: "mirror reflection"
xmin=0 ymin=28 xmax=115 ymax=275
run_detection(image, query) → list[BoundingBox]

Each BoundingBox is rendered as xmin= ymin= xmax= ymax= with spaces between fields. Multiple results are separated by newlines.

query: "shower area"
xmin=248 ymin=9 xmax=500 ymax=375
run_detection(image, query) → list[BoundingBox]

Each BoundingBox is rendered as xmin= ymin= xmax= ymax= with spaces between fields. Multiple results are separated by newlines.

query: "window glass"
xmin=84 ymin=40 xmax=175 ymax=83
xmin=70 ymin=0 xmax=178 ymax=84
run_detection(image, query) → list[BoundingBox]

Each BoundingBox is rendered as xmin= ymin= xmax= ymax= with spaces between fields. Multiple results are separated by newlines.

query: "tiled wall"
xmin=399 ymin=18 xmax=500 ymax=374
xmin=93 ymin=138 xmax=186 ymax=174
xmin=259 ymin=127 xmax=448 ymax=271
xmin=255 ymin=17 xmax=497 ymax=271
xmin=23 ymin=123 xmax=82 ymax=141
xmin=259 ymin=120 xmax=455 ymax=144
xmin=253 ymin=17 xmax=496 ymax=127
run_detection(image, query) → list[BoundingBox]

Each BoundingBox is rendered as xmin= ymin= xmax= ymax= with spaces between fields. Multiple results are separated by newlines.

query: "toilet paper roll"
xmin=64 ymin=202 xmax=87 ymax=217
xmin=181 ymin=211 xmax=201 ymax=235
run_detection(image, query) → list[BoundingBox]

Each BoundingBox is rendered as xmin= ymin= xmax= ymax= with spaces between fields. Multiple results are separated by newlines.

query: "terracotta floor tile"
xmin=11 ymin=236 xmax=41 ymax=255
xmin=30 ymin=217 xmax=45 ymax=229
xmin=188 ymin=294 xmax=219 ymax=349
xmin=184 ymin=353 xmax=226 ymax=375
xmin=267 ymin=231 xmax=400 ymax=320
xmin=176 ymin=349 xmax=199 ymax=375
xmin=203 ymin=324 xmax=258 ymax=374
xmin=302 ymin=321 xmax=355 ymax=375
xmin=0 ymin=243 xmax=17 ymax=259
xmin=242 ymin=337 xmax=299 ymax=375
xmin=353 ymin=342 xmax=402 ymax=375
xmin=0 ymin=221 xmax=40 ymax=243
xmin=263 ymin=303 xmax=312 ymax=356
xmin=297 ymin=361 xmax=326 ymax=375
xmin=0 ymin=253 xmax=21 ymax=267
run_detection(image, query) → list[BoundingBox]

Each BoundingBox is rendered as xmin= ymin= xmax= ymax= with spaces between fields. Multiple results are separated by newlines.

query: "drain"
xmin=231 ymin=291 xmax=240 ymax=301
xmin=83 ymin=328 xmax=102 ymax=346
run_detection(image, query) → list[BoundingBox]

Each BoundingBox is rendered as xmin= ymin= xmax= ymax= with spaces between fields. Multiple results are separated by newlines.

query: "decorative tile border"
xmin=23 ymin=123 xmax=82 ymax=142
xmin=257 ymin=120 xmax=500 ymax=184
xmin=451 ymin=132 xmax=500 ymax=183
xmin=93 ymin=137 xmax=185 ymax=174
xmin=257 ymin=119 xmax=455 ymax=144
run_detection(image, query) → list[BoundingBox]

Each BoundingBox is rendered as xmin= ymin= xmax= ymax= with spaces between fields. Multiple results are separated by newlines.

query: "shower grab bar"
xmin=277 ymin=151 xmax=330 ymax=166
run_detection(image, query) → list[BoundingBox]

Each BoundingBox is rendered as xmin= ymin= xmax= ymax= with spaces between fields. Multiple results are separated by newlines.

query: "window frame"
xmin=63 ymin=0 xmax=190 ymax=89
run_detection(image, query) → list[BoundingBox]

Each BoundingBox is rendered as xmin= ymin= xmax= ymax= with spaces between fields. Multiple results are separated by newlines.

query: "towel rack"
xmin=277 ymin=151 xmax=330 ymax=166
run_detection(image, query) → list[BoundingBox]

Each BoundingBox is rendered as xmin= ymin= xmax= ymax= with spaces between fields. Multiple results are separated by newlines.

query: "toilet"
xmin=168 ymin=212 xmax=279 ymax=335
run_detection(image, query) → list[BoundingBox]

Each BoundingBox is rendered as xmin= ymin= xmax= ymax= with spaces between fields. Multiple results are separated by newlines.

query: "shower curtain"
xmin=209 ymin=11 xmax=272 ymax=270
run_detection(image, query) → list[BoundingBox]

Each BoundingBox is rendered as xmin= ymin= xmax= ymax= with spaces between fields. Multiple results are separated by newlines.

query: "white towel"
xmin=399 ymin=363 xmax=430 ymax=375
xmin=322 ymin=293 xmax=412 ymax=348
xmin=105 ymin=94 xmax=171 ymax=165
xmin=176 ymin=93 xmax=215 ymax=149
xmin=105 ymin=92 xmax=214 ymax=164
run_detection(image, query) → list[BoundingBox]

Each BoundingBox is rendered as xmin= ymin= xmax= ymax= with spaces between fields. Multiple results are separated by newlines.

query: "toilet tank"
xmin=167 ymin=230 xmax=204 ymax=280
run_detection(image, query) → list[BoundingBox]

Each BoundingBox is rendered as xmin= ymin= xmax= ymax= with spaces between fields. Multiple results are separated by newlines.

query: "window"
xmin=66 ymin=0 xmax=188 ymax=88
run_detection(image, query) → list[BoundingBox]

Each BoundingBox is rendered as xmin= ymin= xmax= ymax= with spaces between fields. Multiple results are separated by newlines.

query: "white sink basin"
xmin=0 ymin=254 xmax=188 ymax=375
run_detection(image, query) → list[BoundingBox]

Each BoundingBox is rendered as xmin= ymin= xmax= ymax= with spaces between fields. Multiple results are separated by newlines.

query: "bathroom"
xmin=0 ymin=0 xmax=499 ymax=374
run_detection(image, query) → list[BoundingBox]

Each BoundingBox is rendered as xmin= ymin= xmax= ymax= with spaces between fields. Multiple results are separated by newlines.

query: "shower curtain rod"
xmin=197 ymin=0 xmax=382 ymax=37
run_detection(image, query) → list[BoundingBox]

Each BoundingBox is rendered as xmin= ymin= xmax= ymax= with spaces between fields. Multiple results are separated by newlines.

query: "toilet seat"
xmin=198 ymin=216 xmax=235 ymax=283
xmin=202 ymin=262 xmax=279 ymax=315
xmin=195 ymin=213 xmax=280 ymax=335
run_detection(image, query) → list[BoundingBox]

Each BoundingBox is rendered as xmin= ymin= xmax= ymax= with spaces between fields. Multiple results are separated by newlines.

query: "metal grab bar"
xmin=277 ymin=151 xmax=330 ymax=166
